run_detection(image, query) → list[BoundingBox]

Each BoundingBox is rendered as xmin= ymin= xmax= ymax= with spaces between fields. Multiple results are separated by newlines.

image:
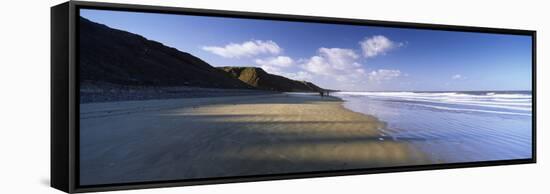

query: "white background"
xmin=0 ymin=0 xmax=547 ymax=193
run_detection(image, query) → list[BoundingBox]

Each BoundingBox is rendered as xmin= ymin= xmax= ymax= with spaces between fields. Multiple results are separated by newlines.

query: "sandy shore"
xmin=79 ymin=94 xmax=431 ymax=185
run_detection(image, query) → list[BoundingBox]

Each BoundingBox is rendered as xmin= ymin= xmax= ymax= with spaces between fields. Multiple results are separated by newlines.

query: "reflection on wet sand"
xmin=79 ymin=94 xmax=431 ymax=185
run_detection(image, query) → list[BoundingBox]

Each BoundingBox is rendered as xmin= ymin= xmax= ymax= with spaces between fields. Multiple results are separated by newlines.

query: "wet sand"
xmin=79 ymin=94 xmax=431 ymax=185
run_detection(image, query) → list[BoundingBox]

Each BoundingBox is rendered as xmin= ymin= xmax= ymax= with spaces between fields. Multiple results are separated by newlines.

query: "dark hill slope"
xmin=79 ymin=17 xmax=251 ymax=89
xmin=218 ymin=67 xmax=325 ymax=92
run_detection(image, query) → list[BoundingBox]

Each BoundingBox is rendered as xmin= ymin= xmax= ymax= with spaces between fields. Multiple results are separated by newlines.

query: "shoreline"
xmin=334 ymin=91 xmax=532 ymax=163
xmin=80 ymin=93 xmax=431 ymax=185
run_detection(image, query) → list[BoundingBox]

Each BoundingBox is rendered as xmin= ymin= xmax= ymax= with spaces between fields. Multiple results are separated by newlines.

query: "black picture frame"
xmin=51 ymin=1 xmax=537 ymax=193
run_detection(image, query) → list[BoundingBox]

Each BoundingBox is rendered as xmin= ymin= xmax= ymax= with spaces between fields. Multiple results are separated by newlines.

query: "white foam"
xmin=339 ymin=91 xmax=531 ymax=99
xmin=335 ymin=91 xmax=532 ymax=113
xmin=395 ymin=98 xmax=532 ymax=111
xmin=408 ymin=103 xmax=532 ymax=116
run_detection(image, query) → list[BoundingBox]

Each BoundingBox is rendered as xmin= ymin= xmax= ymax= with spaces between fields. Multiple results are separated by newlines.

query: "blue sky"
xmin=81 ymin=9 xmax=532 ymax=91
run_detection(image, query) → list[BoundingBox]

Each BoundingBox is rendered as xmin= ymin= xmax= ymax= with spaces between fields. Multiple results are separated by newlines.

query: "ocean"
xmin=334 ymin=91 xmax=533 ymax=163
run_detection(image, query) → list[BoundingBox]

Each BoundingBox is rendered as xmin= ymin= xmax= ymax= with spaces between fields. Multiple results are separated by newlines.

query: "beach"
xmin=80 ymin=93 xmax=430 ymax=185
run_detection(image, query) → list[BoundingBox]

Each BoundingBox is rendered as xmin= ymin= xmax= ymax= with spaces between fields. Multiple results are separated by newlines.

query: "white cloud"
xmin=359 ymin=35 xmax=401 ymax=58
xmin=452 ymin=74 xmax=465 ymax=80
xmin=202 ymin=40 xmax=281 ymax=58
xmin=279 ymin=71 xmax=313 ymax=81
xmin=259 ymin=64 xmax=283 ymax=75
xmin=253 ymin=56 xmax=312 ymax=81
xmin=255 ymin=56 xmax=294 ymax=68
xmin=201 ymin=35 xmax=407 ymax=90
xmin=254 ymin=56 xmax=295 ymax=76
xmin=368 ymin=69 xmax=402 ymax=82
xmin=301 ymin=48 xmax=367 ymax=83
xmin=261 ymin=46 xmax=405 ymax=90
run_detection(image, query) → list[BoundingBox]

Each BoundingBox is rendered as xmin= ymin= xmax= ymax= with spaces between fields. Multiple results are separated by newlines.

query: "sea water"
xmin=334 ymin=91 xmax=533 ymax=163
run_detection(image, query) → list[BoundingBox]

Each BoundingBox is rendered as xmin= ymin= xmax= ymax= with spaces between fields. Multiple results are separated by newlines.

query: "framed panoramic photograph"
xmin=51 ymin=1 xmax=536 ymax=193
